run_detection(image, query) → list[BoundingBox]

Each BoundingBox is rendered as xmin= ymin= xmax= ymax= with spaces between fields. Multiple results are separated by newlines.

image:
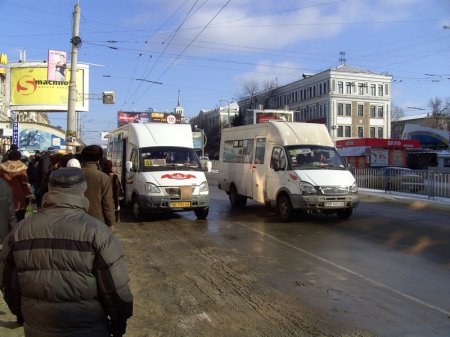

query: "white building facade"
xmin=238 ymin=64 xmax=392 ymax=141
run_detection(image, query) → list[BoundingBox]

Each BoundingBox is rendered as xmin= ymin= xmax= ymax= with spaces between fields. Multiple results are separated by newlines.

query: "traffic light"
xmin=102 ymin=91 xmax=115 ymax=104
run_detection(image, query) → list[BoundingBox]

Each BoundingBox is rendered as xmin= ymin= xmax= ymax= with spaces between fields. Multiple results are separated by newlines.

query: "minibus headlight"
xmin=351 ymin=182 xmax=358 ymax=193
xmin=199 ymin=181 xmax=209 ymax=193
xmin=146 ymin=182 xmax=160 ymax=193
xmin=300 ymin=182 xmax=317 ymax=195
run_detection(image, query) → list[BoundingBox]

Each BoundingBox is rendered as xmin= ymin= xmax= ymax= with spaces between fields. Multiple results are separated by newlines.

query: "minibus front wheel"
xmin=277 ymin=194 xmax=293 ymax=222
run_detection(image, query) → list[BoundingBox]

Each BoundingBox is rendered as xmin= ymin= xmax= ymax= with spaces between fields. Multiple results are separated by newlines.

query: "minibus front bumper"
xmin=291 ymin=194 xmax=359 ymax=210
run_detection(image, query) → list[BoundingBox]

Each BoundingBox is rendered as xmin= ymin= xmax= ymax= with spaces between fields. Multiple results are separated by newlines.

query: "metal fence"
xmin=351 ymin=168 xmax=450 ymax=199
xmin=209 ymin=161 xmax=450 ymax=199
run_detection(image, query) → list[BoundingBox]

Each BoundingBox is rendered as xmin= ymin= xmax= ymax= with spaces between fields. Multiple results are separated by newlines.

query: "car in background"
xmin=378 ymin=167 xmax=425 ymax=193
xmin=199 ymin=155 xmax=212 ymax=173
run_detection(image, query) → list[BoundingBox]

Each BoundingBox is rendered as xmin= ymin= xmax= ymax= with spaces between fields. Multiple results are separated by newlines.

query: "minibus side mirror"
xmin=273 ymin=161 xmax=280 ymax=171
xmin=125 ymin=161 xmax=133 ymax=172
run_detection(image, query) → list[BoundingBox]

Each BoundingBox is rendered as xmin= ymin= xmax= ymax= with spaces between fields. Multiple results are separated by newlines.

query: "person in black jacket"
xmin=0 ymin=167 xmax=133 ymax=337
xmin=0 ymin=177 xmax=16 ymax=246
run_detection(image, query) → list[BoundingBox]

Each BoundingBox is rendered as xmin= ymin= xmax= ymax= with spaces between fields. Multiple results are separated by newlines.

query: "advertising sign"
xmin=48 ymin=50 xmax=67 ymax=81
xmin=336 ymin=138 xmax=419 ymax=149
xmin=192 ymin=131 xmax=203 ymax=150
xmin=117 ymin=111 xmax=150 ymax=127
xmin=12 ymin=122 xmax=18 ymax=146
xmin=150 ymin=112 xmax=181 ymax=124
xmin=0 ymin=53 xmax=7 ymax=65
xmin=370 ymin=148 xmax=388 ymax=167
xmin=254 ymin=111 xmax=293 ymax=124
xmin=9 ymin=63 xmax=89 ymax=111
xmin=117 ymin=111 xmax=182 ymax=127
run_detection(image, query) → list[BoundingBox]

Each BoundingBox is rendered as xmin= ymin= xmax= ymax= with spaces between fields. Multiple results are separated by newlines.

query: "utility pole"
xmin=67 ymin=1 xmax=81 ymax=151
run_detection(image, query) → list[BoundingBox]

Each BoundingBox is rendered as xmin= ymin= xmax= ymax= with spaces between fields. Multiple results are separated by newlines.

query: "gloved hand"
xmin=109 ymin=320 xmax=126 ymax=337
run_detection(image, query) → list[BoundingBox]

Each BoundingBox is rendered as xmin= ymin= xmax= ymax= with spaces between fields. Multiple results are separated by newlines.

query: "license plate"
xmin=325 ymin=201 xmax=345 ymax=207
xmin=170 ymin=201 xmax=191 ymax=208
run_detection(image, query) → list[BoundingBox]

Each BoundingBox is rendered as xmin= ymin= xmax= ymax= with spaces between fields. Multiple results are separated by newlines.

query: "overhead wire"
xmin=125 ymin=0 xmax=198 ymax=108
xmin=132 ymin=0 xmax=232 ymax=107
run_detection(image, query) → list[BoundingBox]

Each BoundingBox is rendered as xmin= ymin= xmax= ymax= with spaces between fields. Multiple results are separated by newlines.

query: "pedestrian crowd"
xmin=0 ymin=145 xmax=133 ymax=337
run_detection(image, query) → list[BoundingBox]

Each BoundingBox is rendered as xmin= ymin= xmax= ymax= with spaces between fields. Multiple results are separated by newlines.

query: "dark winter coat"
xmin=0 ymin=160 xmax=32 ymax=211
xmin=0 ymin=191 xmax=133 ymax=337
xmin=0 ymin=177 xmax=16 ymax=244
xmin=35 ymin=152 xmax=52 ymax=190
xmin=81 ymin=162 xmax=116 ymax=227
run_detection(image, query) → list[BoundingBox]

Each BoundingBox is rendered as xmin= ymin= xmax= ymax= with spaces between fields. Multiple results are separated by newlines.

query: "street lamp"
xmin=407 ymin=107 xmax=426 ymax=110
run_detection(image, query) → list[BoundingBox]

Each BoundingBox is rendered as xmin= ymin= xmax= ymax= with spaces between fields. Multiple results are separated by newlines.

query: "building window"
xmin=337 ymin=126 xmax=343 ymax=137
xmin=337 ymin=103 xmax=344 ymax=116
xmin=358 ymin=83 xmax=365 ymax=95
xmin=370 ymin=127 xmax=376 ymax=138
xmin=377 ymin=127 xmax=383 ymax=138
xmin=345 ymin=126 xmax=351 ymax=137
xmin=319 ymin=83 xmax=322 ymax=96
xmin=378 ymin=106 xmax=384 ymax=118
xmin=357 ymin=104 xmax=364 ymax=117
xmin=345 ymin=103 xmax=352 ymax=116
xmin=323 ymin=82 xmax=327 ymax=93
xmin=358 ymin=126 xmax=364 ymax=138
xmin=370 ymin=105 xmax=376 ymax=118
xmin=338 ymin=81 xmax=343 ymax=94
xmin=378 ymin=84 xmax=383 ymax=96
xmin=371 ymin=84 xmax=376 ymax=96
xmin=346 ymin=82 xmax=352 ymax=94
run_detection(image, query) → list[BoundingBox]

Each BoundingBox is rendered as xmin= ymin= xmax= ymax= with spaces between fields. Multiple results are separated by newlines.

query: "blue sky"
xmin=1 ymin=0 xmax=449 ymax=144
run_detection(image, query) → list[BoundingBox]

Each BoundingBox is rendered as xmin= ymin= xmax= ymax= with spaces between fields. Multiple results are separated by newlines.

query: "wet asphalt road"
xmin=200 ymin=174 xmax=450 ymax=337
xmin=1 ymin=174 xmax=449 ymax=337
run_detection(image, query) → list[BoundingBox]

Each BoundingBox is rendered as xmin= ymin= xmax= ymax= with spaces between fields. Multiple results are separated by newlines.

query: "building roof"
xmin=396 ymin=113 xmax=430 ymax=121
xmin=331 ymin=64 xmax=387 ymax=76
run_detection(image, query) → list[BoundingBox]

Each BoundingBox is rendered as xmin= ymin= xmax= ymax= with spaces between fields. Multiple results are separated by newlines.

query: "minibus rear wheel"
xmin=229 ymin=185 xmax=247 ymax=208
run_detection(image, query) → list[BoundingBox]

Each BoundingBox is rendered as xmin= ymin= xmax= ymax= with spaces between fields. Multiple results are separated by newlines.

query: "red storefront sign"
xmin=335 ymin=138 xmax=419 ymax=149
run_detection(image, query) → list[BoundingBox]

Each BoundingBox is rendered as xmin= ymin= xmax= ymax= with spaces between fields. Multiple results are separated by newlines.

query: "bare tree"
xmin=261 ymin=78 xmax=278 ymax=108
xmin=240 ymin=80 xmax=260 ymax=109
xmin=391 ymin=105 xmax=405 ymax=120
xmin=428 ymin=97 xmax=449 ymax=129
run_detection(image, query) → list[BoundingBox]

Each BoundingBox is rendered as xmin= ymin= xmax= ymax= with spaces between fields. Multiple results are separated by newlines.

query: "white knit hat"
xmin=66 ymin=158 xmax=81 ymax=168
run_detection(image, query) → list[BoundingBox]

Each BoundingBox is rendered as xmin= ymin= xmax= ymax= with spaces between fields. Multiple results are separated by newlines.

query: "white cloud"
xmin=234 ymin=60 xmax=304 ymax=88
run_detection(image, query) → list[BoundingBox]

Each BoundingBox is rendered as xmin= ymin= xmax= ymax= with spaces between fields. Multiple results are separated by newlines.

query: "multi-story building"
xmin=190 ymin=102 xmax=239 ymax=159
xmin=237 ymin=64 xmax=392 ymax=141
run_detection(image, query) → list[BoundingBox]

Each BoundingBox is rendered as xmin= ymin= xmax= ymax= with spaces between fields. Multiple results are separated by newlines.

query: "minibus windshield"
xmin=139 ymin=146 xmax=201 ymax=172
xmin=287 ymin=145 xmax=346 ymax=170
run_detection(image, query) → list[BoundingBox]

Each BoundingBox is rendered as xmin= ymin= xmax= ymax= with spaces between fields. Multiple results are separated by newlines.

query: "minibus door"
xmin=251 ymin=137 xmax=266 ymax=203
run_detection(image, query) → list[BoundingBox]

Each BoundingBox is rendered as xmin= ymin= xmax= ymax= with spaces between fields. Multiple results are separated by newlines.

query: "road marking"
xmin=237 ymin=221 xmax=450 ymax=317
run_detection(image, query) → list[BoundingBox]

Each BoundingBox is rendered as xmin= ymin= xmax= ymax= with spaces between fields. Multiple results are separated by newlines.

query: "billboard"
xmin=9 ymin=62 xmax=89 ymax=111
xmin=150 ymin=112 xmax=181 ymax=124
xmin=117 ymin=111 xmax=150 ymax=127
xmin=117 ymin=111 xmax=181 ymax=127
xmin=48 ymin=50 xmax=67 ymax=81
